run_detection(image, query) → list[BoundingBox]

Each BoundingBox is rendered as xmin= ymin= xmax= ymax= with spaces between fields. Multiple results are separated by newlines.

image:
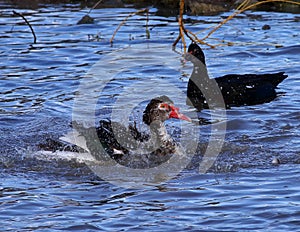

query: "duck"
xmin=186 ymin=43 xmax=288 ymax=110
xmin=40 ymin=96 xmax=191 ymax=168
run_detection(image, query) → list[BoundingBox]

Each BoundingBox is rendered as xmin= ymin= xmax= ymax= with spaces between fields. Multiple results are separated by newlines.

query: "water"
xmin=1 ymin=167 xmax=300 ymax=231
xmin=1 ymin=1 xmax=300 ymax=230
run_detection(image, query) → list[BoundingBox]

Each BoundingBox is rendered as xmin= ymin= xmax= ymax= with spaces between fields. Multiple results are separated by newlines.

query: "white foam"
xmin=33 ymin=150 xmax=96 ymax=163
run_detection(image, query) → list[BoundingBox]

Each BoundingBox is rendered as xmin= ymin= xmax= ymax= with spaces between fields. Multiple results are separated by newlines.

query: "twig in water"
xmin=13 ymin=10 xmax=37 ymax=44
xmin=173 ymin=0 xmax=185 ymax=48
xmin=173 ymin=0 xmax=300 ymax=50
xmin=145 ymin=8 xmax=150 ymax=39
xmin=172 ymin=0 xmax=215 ymax=51
xmin=110 ymin=8 xmax=149 ymax=44
xmin=88 ymin=0 xmax=104 ymax=15
xmin=201 ymin=0 xmax=300 ymax=42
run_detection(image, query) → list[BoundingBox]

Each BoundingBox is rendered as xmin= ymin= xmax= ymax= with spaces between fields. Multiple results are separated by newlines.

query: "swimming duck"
xmin=39 ymin=96 xmax=191 ymax=167
xmin=186 ymin=43 xmax=288 ymax=110
xmin=72 ymin=96 xmax=191 ymax=168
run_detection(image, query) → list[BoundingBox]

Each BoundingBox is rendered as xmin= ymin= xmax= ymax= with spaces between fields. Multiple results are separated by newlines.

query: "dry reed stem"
xmin=88 ymin=0 xmax=104 ymax=14
xmin=109 ymin=0 xmax=300 ymax=49
xmin=185 ymin=29 xmax=216 ymax=48
xmin=178 ymin=0 xmax=186 ymax=51
xmin=174 ymin=0 xmax=300 ymax=49
xmin=202 ymin=0 xmax=300 ymax=41
xmin=110 ymin=8 xmax=149 ymax=44
xmin=173 ymin=0 xmax=216 ymax=50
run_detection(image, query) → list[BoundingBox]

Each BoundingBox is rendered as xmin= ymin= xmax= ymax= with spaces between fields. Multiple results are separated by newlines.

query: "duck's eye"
xmin=159 ymin=103 xmax=169 ymax=110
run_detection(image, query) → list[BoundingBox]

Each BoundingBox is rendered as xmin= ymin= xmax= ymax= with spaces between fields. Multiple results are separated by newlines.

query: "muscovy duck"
xmin=41 ymin=96 xmax=191 ymax=168
xmin=186 ymin=43 xmax=288 ymax=110
xmin=91 ymin=96 xmax=191 ymax=168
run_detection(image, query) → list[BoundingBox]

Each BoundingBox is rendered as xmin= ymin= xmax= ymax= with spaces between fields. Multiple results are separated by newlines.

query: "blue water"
xmin=0 ymin=1 xmax=299 ymax=231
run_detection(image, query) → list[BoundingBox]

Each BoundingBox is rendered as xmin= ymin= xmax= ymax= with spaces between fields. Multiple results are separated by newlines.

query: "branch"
xmin=174 ymin=0 xmax=300 ymax=49
xmin=173 ymin=0 xmax=215 ymax=50
xmin=13 ymin=10 xmax=37 ymax=44
xmin=173 ymin=0 xmax=185 ymax=49
xmin=110 ymin=8 xmax=149 ymax=44
xmin=88 ymin=0 xmax=104 ymax=15
xmin=202 ymin=0 xmax=300 ymax=41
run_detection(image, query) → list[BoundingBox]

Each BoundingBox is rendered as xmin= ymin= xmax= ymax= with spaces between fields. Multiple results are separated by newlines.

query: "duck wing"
xmin=216 ymin=72 xmax=287 ymax=88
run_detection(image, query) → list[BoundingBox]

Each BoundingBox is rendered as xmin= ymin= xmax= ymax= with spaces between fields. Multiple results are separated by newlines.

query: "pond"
xmin=0 ymin=1 xmax=299 ymax=231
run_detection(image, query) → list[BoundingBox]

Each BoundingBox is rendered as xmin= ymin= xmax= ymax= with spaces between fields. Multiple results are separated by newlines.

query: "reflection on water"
xmin=0 ymin=1 xmax=299 ymax=231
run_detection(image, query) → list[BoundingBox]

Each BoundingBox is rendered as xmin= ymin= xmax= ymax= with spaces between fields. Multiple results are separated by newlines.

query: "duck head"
xmin=185 ymin=43 xmax=206 ymax=65
xmin=143 ymin=96 xmax=191 ymax=125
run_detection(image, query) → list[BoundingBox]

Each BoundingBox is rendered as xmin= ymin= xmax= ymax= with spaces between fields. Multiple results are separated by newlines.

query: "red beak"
xmin=169 ymin=105 xmax=191 ymax=122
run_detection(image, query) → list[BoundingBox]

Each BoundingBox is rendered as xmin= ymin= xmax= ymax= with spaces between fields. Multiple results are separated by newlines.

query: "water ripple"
xmin=0 ymin=2 xmax=299 ymax=231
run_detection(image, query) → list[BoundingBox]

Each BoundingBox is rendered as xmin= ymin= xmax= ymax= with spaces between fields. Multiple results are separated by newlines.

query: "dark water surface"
xmin=0 ymin=1 xmax=299 ymax=231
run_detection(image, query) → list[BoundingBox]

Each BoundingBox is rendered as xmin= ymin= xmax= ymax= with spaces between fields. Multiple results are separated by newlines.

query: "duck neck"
xmin=149 ymin=121 xmax=172 ymax=145
xmin=191 ymin=60 xmax=209 ymax=81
